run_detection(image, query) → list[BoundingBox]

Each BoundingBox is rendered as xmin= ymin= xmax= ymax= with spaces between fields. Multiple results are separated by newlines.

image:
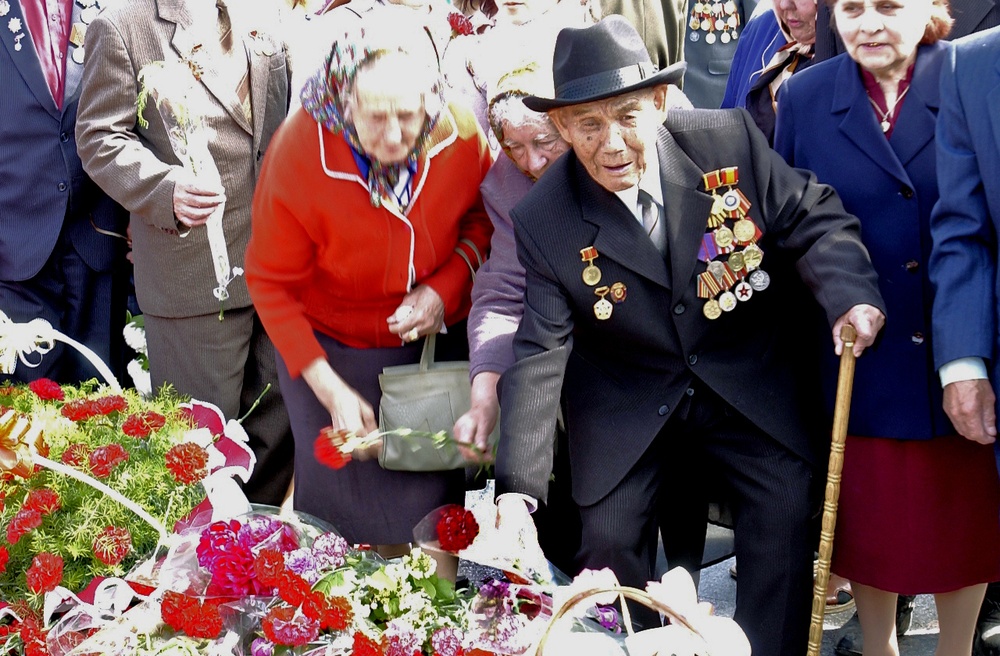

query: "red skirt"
xmin=832 ymin=434 xmax=1000 ymax=594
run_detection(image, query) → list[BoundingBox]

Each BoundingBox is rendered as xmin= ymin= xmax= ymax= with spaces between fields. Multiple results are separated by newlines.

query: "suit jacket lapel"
xmin=1 ymin=0 xmax=59 ymax=118
xmin=888 ymin=44 xmax=940 ymax=168
xmin=989 ymin=57 xmax=1000 ymax=163
xmin=833 ymin=55 xmax=910 ymax=186
xmin=245 ymin=32 xmax=270 ymax=153
xmin=576 ymin=159 xmax=671 ymax=289
xmin=951 ymin=0 xmax=996 ymax=38
xmin=657 ymin=126 xmax=717 ymax=292
xmin=160 ymin=0 xmax=253 ymax=135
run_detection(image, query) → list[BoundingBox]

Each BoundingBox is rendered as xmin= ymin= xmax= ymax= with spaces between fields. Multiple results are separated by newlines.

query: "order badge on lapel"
xmin=697 ymin=166 xmax=769 ymax=320
xmin=593 ymin=286 xmax=613 ymax=320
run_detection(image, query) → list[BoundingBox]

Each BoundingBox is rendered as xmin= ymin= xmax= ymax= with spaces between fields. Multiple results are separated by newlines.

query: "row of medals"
xmin=69 ymin=0 xmax=100 ymax=64
xmin=580 ymin=246 xmax=627 ymax=321
xmin=688 ymin=0 xmax=741 ymax=44
xmin=698 ymin=167 xmax=770 ymax=320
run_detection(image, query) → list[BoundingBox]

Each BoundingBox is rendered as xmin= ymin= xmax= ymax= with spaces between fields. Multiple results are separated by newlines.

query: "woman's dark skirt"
xmin=276 ymin=330 xmax=465 ymax=545
xmin=833 ymin=433 xmax=1000 ymax=594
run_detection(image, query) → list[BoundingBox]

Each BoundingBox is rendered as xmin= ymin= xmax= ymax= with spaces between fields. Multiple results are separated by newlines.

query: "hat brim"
xmin=523 ymin=62 xmax=687 ymax=112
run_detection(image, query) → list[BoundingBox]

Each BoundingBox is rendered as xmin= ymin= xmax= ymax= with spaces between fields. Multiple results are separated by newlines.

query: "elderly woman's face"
xmin=500 ymin=111 xmax=570 ymax=181
xmin=835 ymin=0 xmax=933 ymax=78
xmin=774 ymin=0 xmax=818 ymax=44
xmin=349 ymin=58 xmax=427 ymax=164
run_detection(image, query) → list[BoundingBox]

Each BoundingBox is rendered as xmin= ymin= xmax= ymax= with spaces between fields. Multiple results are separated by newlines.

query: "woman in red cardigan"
xmin=246 ymin=13 xmax=493 ymax=553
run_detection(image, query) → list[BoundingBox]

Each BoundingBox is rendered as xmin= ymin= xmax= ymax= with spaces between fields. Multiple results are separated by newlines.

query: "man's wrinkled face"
xmin=550 ymin=86 xmax=668 ymax=193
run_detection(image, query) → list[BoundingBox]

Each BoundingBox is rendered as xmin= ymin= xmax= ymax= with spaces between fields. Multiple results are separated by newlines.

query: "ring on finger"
xmin=406 ymin=327 xmax=419 ymax=342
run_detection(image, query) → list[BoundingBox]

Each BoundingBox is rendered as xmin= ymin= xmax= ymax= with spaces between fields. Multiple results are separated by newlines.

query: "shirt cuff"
xmin=496 ymin=492 xmax=538 ymax=514
xmin=939 ymin=357 xmax=989 ymax=388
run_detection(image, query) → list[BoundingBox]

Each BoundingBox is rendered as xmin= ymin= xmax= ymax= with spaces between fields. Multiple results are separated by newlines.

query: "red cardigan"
xmin=246 ymin=104 xmax=493 ymax=378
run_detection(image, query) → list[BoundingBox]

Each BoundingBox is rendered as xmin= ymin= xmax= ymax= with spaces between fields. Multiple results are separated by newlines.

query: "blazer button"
xmin=60 ymin=132 xmax=69 ymax=143
xmin=57 ymin=182 xmax=67 ymax=192
xmin=685 ymin=387 xmax=695 ymax=397
xmin=912 ymin=332 xmax=925 ymax=345
xmin=673 ymin=303 xmax=686 ymax=315
xmin=658 ymin=405 xmax=669 ymax=416
xmin=688 ymin=354 xmax=698 ymax=365
xmin=904 ymin=260 xmax=919 ymax=272
xmin=900 ymin=186 xmax=914 ymax=199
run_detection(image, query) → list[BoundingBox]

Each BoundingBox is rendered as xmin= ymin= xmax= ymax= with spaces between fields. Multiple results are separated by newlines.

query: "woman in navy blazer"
xmin=776 ymin=1 xmax=1000 ymax=653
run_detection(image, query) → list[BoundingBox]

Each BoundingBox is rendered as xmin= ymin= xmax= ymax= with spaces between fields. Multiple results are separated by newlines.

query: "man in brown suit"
xmin=76 ymin=0 xmax=294 ymax=506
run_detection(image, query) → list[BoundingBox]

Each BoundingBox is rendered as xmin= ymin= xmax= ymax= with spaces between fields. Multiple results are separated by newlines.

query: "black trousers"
xmin=575 ymin=381 xmax=815 ymax=656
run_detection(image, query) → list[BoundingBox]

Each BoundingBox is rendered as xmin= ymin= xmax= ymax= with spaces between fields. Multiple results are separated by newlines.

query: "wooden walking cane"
xmin=807 ymin=324 xmax=858 ymax=656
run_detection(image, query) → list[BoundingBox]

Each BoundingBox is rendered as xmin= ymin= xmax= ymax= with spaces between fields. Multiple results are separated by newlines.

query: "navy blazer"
xmin=776 ymin=42 xmax=953 ymax=440
xmin=0 ymin=0 xmax=125 ymax=282
xmin=930 ymin=27 xmax=1000 ymax=414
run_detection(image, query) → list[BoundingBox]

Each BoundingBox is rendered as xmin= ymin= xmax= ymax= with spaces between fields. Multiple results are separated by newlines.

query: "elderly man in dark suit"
xmin=931 ymin=26 xmax=1000 ymax=656
xmin=489 ymin=16 xmax=885 ymax=655
xmin=0 ymin=0 xmax=128 ymax=384
xmin=75 ymin=0 xmax=294 ymax=506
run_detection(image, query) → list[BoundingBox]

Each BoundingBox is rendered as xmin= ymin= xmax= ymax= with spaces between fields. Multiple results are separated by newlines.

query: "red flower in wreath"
xmin=95 ymin=395 xmax=128 ymax=415
xmin=314 ymin=427 xmax=351 ymax=470
xmin=353 ymin=631 xmax=383 ymax=656
xmin=122 ymin=411 xmax=167 ymax=438
xmin=28 ymin=378 xmax=63 ymax=401
xmin=25 ymin=552 xmax=64 ymax=594
xmin=447 ymin=11 xmax=474 ymax=36
xmin=164 ymin=442 xmax=209 ymax=484
xmin=436 ymin=505 xmax=479 ymax=552
xmin=93 ymin=525 xmax=132 ymax=566
xmin=23 ymin=487 xmax=60 ymax=515
xmin=262 ymin=605 xmax=320 ymax=646
xmin=60 ymin=442 xmax=89 ymax=466
xmin=6 ymin=507 xmax=43 ymax=544
xmin=89 ymin=443 xmax=129 ymax=478
xmin=61 ymin=399 xmax=99 ymax=422
xmin=0 ymin=545 xmax=8 ymax=574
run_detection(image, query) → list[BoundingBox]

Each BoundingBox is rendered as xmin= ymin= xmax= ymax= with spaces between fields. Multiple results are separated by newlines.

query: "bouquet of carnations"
xmin=0 ymin=381 xmax=255 ymax=656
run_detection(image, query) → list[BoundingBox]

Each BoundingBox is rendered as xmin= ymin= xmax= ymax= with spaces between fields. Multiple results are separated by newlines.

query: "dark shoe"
xmin=826 ymin=573 xmax=855 ymax=613
xmin=834 ymin=594 xmax=916 ymax=656
xmin=973 ymin=582 xmax=1000 ymax=656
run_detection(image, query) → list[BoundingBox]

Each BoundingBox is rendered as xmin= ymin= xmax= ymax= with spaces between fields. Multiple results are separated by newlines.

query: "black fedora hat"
xmin=524 ymin=16 xmax=686 ymax=112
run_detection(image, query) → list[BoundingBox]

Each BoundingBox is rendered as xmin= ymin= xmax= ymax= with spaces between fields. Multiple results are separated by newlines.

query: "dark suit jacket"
xmin=815 ymin=0 xmax=1000 ymax=61
xmin=930 ymin=27 xmax=1000 ymax=405
xmin=776 ymin=43 xmax=953 ymax=440
xmin=0 ymin=0 xmax=125 ymax=282
xmin=496 ymin=108 xmax=884 ymax=506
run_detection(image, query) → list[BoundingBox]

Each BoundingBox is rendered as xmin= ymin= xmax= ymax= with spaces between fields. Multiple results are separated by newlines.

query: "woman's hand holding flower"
xmin=301 ymin=358 xmax=378 ymax=436
xmin=387 ymin=285 xmax=445 ymax=343
xmin=453 ymin=371 xmax=499 ymax=463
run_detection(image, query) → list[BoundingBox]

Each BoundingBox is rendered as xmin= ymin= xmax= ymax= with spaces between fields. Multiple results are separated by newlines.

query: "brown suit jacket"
xmin=77 ymin=0 xmax=291 ymax=318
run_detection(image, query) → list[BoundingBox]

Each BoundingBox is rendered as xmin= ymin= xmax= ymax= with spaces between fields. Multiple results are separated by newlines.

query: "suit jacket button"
xmin=60 ymin=132 xmax=69 ymax=143
xmin=900 ymin=186 xmax=914 ymax=199
xmin=57 ymin=182 xmax=67 ymax=192
xmin=686 ymin=387 xmax=695 ymax=397
xmin=904 ymin=260 xmax=919 ymax=272
xmin=673 ymin=303 xmax=685 ymax=315
xmin=688 ymin=354 xmax=698 ymax=365
xmin=912 ymin=332 xmax=925 ymax=345
xmin=658 ymin=405 xmax=669 ymax=416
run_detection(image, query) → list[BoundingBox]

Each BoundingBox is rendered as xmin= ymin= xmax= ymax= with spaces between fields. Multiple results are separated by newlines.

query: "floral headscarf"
xmin=300 ymin=14 xmax=447 ymax=208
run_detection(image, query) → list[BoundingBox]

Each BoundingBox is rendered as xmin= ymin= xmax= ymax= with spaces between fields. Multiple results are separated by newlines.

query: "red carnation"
xmin=185 ymin=600 xmax=224 ymax=639
xmin=28 ymin=378 xmax=63 ymax=401
xmin=314 ymin=427 xmax=352 ymax=470
xmin=161 ymin=590 xmax=196 ymax=630
xmin=93 ymin=525 xmax=132 ymax=566
xmin=122 ymin=411 xmax=167 ymax=438
xmin=164 ymin=443 xmax=209 ymax=484
xmin=321 ymin=596 xmax=353 ymax=631
xmin=353 ymin=631 xmax=383 ymax=656
xmin=23 ymin=487 xmax=60 ymax=515
xmin=61 ymin=399 xmax=99 ymax=422
xmin=6 ymin=508 xmax=43 ymax=544
xmin=447 ymin=11 xmax=474 ymax=36
xmin=276 ymin=569 xmax=311 ymax=607
xmin=262 ymin=606 xmax=319 ymax=647
xmin=436 ymin=505 xmax=479 ymax=552
xmin=60 ymin=442 xmax=89 ymax=467
xmin=25 ymin=552 xmax=64 ymax=594
xmin=254 ymin=548 xmax=286 ymax=588
xmin=95 ymin=395 xmax=128 ymax=415
xmin=89 ymin=443 xmax=129 ymax=478
xmin=0 ymin=545 xmax=8 ymax=574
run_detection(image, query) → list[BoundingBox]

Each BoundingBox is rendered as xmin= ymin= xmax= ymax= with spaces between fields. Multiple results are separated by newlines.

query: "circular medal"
xmin=728 ymin=251 xmax=745 ymax=272
xmin=72 ymin=46 xmax=85 ymax=64
xmin=700 ymin=18 xmax=712 ymax=30
xmin=715 ymin=18 xmax=725 ymax=30
xmin=694 ymin=2 xmax=704 ymax=11
xmin=703 ymin=299 xmax=722 ymax=320
xmin=733 ymin=30 xmax=739 ymax=39
xmin=743 ymin=243 xmax=764 ymax=270
xmin=721 ymin=189 xmax=741 ymax=212
xmin=718 ymin=291 xmax=738 ymax=312
xmin=594 ymin=298 xmax=613 ymax=320
xmin=610 ymin=282 xmax=627 ymax=303
xmin=690 ymin=16 xmax=701 ymax=29
xmin=727 ymin=15 xmax=738 ymax=28
xmin=748 ymin=269 xmax=771 ymax=291
xmin=711 ymin=2 xmax=722 ymax=12
xmin=733 ymin=218 xmax=756 ymax=243
xmin=724 ymin=0 xmax=736 ymax=12
xmin=734 ymin=280 xmax=753 ymax=301
xmin=714 ymin=226 xmax=734 ymax=249
xmin=689 ymin=31 xmax=700 ymax=42
xmin=720 ymin=31 xmax=731 ymax=43
xmin=705 ymin=31 xmax=717 ymax=44
xmin=582 ymin=265 xmax=602 ymax=286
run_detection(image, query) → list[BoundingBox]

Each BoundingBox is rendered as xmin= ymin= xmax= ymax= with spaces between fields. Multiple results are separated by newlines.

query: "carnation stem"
xmin=34 ymin=454 xmax=169 ymax=542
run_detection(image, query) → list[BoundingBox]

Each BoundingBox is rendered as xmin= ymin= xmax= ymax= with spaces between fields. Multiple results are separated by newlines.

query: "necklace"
xmin=867 ymin=83 xmax=911 ymax=133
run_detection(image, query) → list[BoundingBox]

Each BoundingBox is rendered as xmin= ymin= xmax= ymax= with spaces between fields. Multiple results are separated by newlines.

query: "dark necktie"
xmin=640 ymin=190 xmax=667 ymax=256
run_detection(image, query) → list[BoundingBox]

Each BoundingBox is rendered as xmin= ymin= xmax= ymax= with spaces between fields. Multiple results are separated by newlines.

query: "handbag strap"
xmin=418 ymin=333 xmax=436 ymax=372
xmin=455 ymin=238 xmax=484 ymax=280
